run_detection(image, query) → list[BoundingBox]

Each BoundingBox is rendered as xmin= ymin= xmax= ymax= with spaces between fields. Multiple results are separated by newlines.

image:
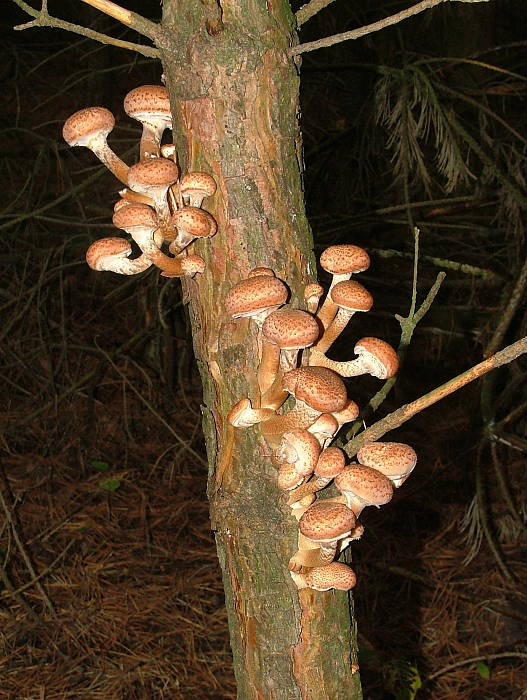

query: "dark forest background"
xmin=1 ymin=0 xmax=526 ymax=697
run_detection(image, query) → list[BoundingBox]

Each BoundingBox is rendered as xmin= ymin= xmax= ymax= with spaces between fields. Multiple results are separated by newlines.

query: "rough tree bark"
xmin=156 ymin=0 xmax=362 ymax=697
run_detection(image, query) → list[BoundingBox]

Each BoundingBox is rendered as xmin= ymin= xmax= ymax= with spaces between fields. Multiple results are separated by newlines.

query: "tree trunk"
xmin=158 ymin=1 xmax=362 ymax=697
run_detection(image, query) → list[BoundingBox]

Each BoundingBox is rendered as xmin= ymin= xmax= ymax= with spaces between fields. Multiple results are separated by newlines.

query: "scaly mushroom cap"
xmin=315 ymin=447 xmax=347 ymax=479
xmin=332 ymin=399 xmax=360 ymax=426
xmin=112 ymin=204 xmax=158 ymax=231
xmin=299 ymin=500 xmax=356 ymax=543
xmin=354 ymin=337 xmax=399 ymax=379
xmin=357 ymin=442 xmax=417 ymax=483
xmin=85 ymin=237 xmax=131 ymax=271
xmin=63 ymin=106 xmax=115 ymax=146
xmin=179 ymin=172 xmax=217 ymax=202
xmin=304 ymin=282 xmax=324 ymax=310
xmin=277 ymin=462 xmax=304 ymax=490
xmin=282 ymin=366 xmax=348 ymax=413
xmin=308 ymin=413 xmax=339 ymax=445
xmin=171 ymin=206 xmax=217 ymax=238
xmin=303 ymin=562 xmax=357 ymax=591
xmin=248 ymin=267 xmax=275 ymax=278
xmin=330 ymin=279 xmax=373 ymax=312
xmin=127 ymin=158 xmax=179 ymax=193
xmin=335 ymin=465 xmax=394 ymax=507
xmin=262 ymin=309 xmax=320 ymax=350
xmin=225 ymin=275 xmax=288 ymax=319
xmin=123 ymin=85 xmax=171 ymax=122
xmin=277 ymin=429 xmax=321 ymax=476
xmin=319 ymin=244 xmax=370 ymax=275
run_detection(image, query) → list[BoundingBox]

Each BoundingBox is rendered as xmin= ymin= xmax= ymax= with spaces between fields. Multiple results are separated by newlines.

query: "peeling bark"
xmin=158 ymin=1 xmax=362 ymax=696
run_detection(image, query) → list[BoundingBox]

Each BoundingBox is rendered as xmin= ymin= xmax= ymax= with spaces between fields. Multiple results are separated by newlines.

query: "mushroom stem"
xmin=313 ymin=308 xmax=355 ymax=354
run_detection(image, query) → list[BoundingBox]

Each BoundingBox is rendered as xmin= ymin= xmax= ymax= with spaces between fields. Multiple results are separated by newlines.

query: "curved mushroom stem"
xmin=286 ymin=475 xmax=332 ymax=506
xmin=313 ymin=308 xmax=355 ymax=354
xmin=131 ymin=229 xmax=201 ymax=275
xmin=119 ymin=188 xmax=155 ymax=207
xmin=315 ymin=273 xmax=350 ymax=330
xmin=88 ymin=134 xmax=130 ymax=184
xmin=308 ymin=349 xmax=372 ymax=377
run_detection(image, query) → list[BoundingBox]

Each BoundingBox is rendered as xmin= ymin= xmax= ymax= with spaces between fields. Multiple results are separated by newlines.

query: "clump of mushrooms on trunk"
xmin=63 ymin=85 xmax=218 ymax=280
xmin=225 ymin=246 xmax=416 ymax=593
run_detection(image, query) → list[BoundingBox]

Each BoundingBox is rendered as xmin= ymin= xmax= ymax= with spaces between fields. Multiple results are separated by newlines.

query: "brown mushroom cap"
xmin=357 ymin=442 xmax=417 ymax=480
xmin=262 ymin=308 xmax=320 ymax=350
xmin=127 ymin=158 xmax=179 ymax=190
xmin=225 ymin=275 xmax=288 ymax=318
xmin=299 ymin=500 xmax=356 ymax=542
xmin=335 ymin=465 xmax=393 ymax=507
xmin=354 ymin=337 xmax=399 ymax=379
xmin=332 ymin=399 xmax=360 ymax=426
xmin=85 ymin=237 xmax=131 ymax=270
xmin=63 ymin=106 xmax=115 ymax=146
xmin=112 ymin=204 xmax=158 ymax=231
xmin=179 ymin=172 xmax=217 ymax=199
xmin=171 ymin=206 xmax=217 ymax=238
xmin=315 ymin=447 xmax=347 ymax=479
xmin=282 ymin=366 xmax=348 ymax=413
xmin=303 ymin=562 xmax=357 ymax=591
xmin=277 ymin=462 xmax=304 ymax=490
xmin=123 ymin=85 xmax=171 ymax=121
xmin=319 ymin=245 xmax=370 ymax=275
xmin=277 ymin=429 xmax=321 ymax=476
xmin=330 ymin=279 xmax=373 ymax=312
xmin=248 ymin=267 xmax=275 ymax=278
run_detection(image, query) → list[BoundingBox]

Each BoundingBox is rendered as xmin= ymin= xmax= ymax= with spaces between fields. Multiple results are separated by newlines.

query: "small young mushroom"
xmin=277 ymin=462 xmax=305 ymax=490
xmin=158 ymin=255 xmax=207 ymax=278
xmin=310 ymin=337 xmax=399 ymax=379
xmin=275 ymin=429 xmax=321 ymax=478
xmin=225 ymin=274 xmax=289 ymax=329
xmin=287 ymin=446 xmax=346 ymax=506
xmin=331 ymin=398 xmax=360 ymax=428
xmin=123 ymin=85 xmax=172 ymax=160
xmin=227 ymin=398 xmax=275 ymax=427
xmin=306 ymin=413 xmax=339 ymax=449
xmin=179 ymin=172 xmax=217 ymax=208
xmin=63 ymin=106 xmax=129 ymax=184
xmin=357 ymin=441 xmax=417 ymax=487
xmin=290 ymin=562 xmax=357 ymax=591
xmin=334 ymin=464 xmax=394 ymax=517
xmin=127 ymin=158 xmax=180 ymax=233
xmin=169 ymin=206 xmax=218 ymax=253
xmin=298 ymin=500 xmax=356 ymax=566
xmin=85 ymin=237 xmax=152 ymax=275
xmin=304 ymin=282 xmax=325 ymax=315
xmin=313 ymin=279 xmax=373 ymax=355
xmin=316 ymin=244 xmax=370 ymax=329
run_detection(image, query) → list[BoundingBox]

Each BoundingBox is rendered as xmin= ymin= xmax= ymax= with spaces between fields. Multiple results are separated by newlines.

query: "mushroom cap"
xmin=304 ymin=282 xmax=324 ymax=303
xmin=319 ymin=245 xmax=370 ymax=275
xmin=354 ymin=337 xmax=399 ymax=379
xmin=277 ymin=429 xmax=321 ymax=476
xmin=262 ymin=308 xmax=320 ymax=350
xmin=179 ymin=172 xmax=217 ymax=199
xmin=112 ymin=204 xmax=158 ymax=231
xmin=171 ymin=206 xmax=217 ymax=238
xmin=277 ymin=462 xmax=304 ymax=490
xmin=357 ymin=442 xmax=417 ymax=480
xmin=127 ymin=158 xmax=179 ymax=191
xmin=225 ymin=275 xmax=288 ymax=318
xmin=123 ymin=85 xmax=171 ymax=121
xmin=85 ymin=237 xmax=131 ymax=271
xmin=334 ymin=464 xmax=393 ymax=507
xmin=63 ymin=106 xmax=115 ymax=146
xmin=303 ymin=562 xmax=357 ymax=591
xmin=330 ymin=279 xmax=373 ymax=312
xmin=282 ymin=366 xmax=348 ymax=413
xmin=248 ymin=267 xmax=275 ymax=278
xmin=332 ymin=399 xmax=360 ymax=426
xmin=299 ymin=500 xmax=356 ymax=542
xmin=315 ymin=447 xmax=347 ymax=479
xmin=308 ymin=413 xmax=339 ymax=443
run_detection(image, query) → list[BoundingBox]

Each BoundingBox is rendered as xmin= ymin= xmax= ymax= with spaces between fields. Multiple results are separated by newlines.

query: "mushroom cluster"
xmin=63 ymin=85 xmax=217 ymax=277
xmin=225 ymin=245 xmax=417 ymax=592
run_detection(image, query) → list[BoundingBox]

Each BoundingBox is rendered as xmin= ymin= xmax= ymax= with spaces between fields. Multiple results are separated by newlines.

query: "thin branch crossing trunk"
xmin=158 ymin=1 xmax=361 ymax=697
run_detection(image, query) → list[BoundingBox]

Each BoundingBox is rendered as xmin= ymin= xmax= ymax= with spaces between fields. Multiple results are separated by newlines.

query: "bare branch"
xmin=12 ymin=0 xmax=160 ymax=58
xmin=344 ymin=334 xmax=527 ymax=458
xmin=292 ymin=0 xmax=492 ymax=57
xmin=296 ymin=0 xmax=339 ymax=28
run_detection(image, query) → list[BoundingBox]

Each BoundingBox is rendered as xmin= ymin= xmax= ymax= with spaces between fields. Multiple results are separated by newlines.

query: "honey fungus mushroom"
xmin=310 ymin=336 xmax=399 ymax=379
xmin=85 ymin=237 xmax=152 ymax=275
xmin=334 ymin=464 xmax=394 ymax=517
xmin=290 ymin=562 xmax=357 ymax=591
xmin=298 ymin=500 xmax=356 ymax=565
xmin=123 ymin=85 xmax=172 ymax=160
xmin=357 ymin=441 xmax=417 ymax=487
xmin=225 ymin=274 xmax=289 ymax=328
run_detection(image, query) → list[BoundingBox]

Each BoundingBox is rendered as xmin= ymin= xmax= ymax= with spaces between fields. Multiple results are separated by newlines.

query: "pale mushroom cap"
xmin=299 ymin=500 xmax=356 ymax=542
xmin=63 ymin=106 xmax=115 ymax=146
xmin=171 ymin=207 xmax=217 ymax=238
xmin=225 ymin=275 xmax=288 ymax=318
xmin=179 ymin=172 xmax=217 ymax=199
xmin=282 ymin=366 xmax=348 ymax=413
xmin=319 ymin=245 xmax=370 ymax=275
xmin=330 ymin=279 xmax=373 ymax=312
xmin=123 ymin=85 xmax=171 ymax=121
xmin=112 ymin=204 xmax=158 ymax=231
xmin=278 ymin=429 xmax=321 ymax=476
xmin=262 ymin=308 xmax=320 ymax=350
xmin=357 ymin=442 xmax=417 ymax=479
xmin=127 ymin=158 xmax=179 ymax=190
xmin=335 ymin=464 xmax=394 ymax=507
xmin=85 ymin=237 xmax=131 ymax=271
xmin=354 ymin=337 xmax=399 ymax=379
xmin=315 ymin=447 xmax=347 ymax=479
xmin=304 ymin=562 xmax=357 ymax=591
xmin=308 ymin=413 xmax=339 ymax=442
